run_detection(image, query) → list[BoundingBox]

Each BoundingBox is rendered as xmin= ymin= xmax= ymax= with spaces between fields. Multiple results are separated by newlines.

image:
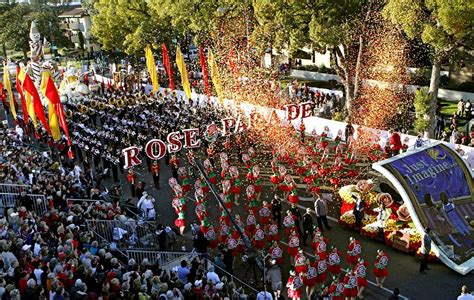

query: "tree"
xmin=0 ymin=4 xmax=71 ymax=59
xmin=383 ymin=0 xmax=474 ymax=137
xmin=413 ymin=87 xmax=432 ymax=134
xmin=252 ymin=0 xmax=312 ymax=58
xmin=91 ymin=0 xmax=179 ymax=55
xmin=309 ymin=0 xmax=381 ymax=117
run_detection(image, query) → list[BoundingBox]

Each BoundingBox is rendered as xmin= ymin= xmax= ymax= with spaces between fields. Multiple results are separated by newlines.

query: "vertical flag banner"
xmin=45 ymin=76 xmax=71 ymax=146
xmin=162 ymin=43 xmax=175 ymax=90
xmin=22 ymin=72 xmax=51 ymax=135
xmin=175 ymin=46 xmax=192 ymax=100
xmin=41 ymin=72 xmax=61 ymax=141
xmin=208 ymin=49 xmax=223 ymax=101
xmin=3 ymin=64 xmax=17 ymax=120
xmin=145 ymin=44 xmax=159 ymax=93
xmin=199 ymin=46 xmax=210 ymax=99
xmin=17 ymin=68 xmax=36 ymax=128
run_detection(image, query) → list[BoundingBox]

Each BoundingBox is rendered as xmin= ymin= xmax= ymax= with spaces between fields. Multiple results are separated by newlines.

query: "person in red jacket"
xmin=126 ymin=169 xmax=137 ymax=197
xmin=388 ymin=129 xmax=402 ymax=156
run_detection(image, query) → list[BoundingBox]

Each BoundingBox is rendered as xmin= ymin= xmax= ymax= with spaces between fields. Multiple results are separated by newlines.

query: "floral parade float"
xmin=338 ymin=179 xmax=435 ymax=259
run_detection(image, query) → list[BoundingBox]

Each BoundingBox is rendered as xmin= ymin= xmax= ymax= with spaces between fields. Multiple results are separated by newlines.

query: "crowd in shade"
xmin=0 ymin=124 xmax=266 ymax=300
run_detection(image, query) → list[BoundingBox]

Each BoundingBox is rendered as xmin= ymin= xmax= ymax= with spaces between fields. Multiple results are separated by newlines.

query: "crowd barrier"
xmin=85 ymin=219 xmax=160 ymax=249
xmin=0 ymin=183 xmax=30 ymax=195
xmin=125 ymin=249 xmax=191 ymax=271
xmin=123 ymin=249 xmax=259 ymax=294
xmin=0 ymin=193 xmax=48 ymax=216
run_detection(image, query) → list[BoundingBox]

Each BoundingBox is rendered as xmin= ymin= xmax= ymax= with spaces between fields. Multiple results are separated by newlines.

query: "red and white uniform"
xmin=219 ymin=223 xmax=229 ymax=244
xmin=343 ymin=271 xmax=358 ymax=298
xmin=288 ymin=231 xmax=300 ymax=257
xmin=346 ymin=239 xmax=361 ymax=265
xmin=302 ymin=264 xmax=318 ymax=287
xmin=283 ymin=214 xmax=296 ymax=236
xmin=373 ymin=252 xmax=389 ymax=278
xmin=253 ymin=227 xmax=265 ymax=249
xmin=258 ymin=205 xmax=272 ymax=225
xmin=294 ymin=252 xmax=308 ymax=274
xmin=315 ymin=256 xmax=327 ymax=284
xmin=267 ymin=223 xmax=280 ymax=243
xmin=354 ymin=260 xmax=369 ymax=288
xmin=314 ymin=237 xmax=329 ymax=261
xmin=328 ymin=278 xmax=344 ymax=300
xmin=205 ymin=226 xmax=219 ymax=249
xmin=327 ymin=248 xmax=342 ymax=275
xmin=286 ymin=274 xmax=303 ymax=299
xmin=245 ymin=212 xmax=257 ymax=236
xmin=269 ymin=243 xmax=284 ymax=265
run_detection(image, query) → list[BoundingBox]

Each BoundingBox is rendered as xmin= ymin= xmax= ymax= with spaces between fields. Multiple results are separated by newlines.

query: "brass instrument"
xmin=78 ymin=104 xmax=89 ymax=114
xmin=98 ymin=102 xmax=107 ymax=110
xmin=127 ymin=96 xmax=136 ymax=106
xmin=90 ymin=100 xmax=98 ymax=108
xmin=117 ymin=98 xmax=125 ymax=107
xmin=65 ymin=110 xmax=73 ymax=119
xmin=108 ymin=97 xmax=116 ymax=106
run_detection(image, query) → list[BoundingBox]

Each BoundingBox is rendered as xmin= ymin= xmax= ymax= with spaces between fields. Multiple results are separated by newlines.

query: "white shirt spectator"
xmin=205 ymin=267 xmax=220 ymax=284
xmin=256 ymin=291 xmax=273 ymax=300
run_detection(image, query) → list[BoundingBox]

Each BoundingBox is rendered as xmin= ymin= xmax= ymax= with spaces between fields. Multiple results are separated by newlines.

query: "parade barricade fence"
xmin=0 ymin=183 xmax=30 ymax=195
xmin=125 ymin=249 xmax=192 ymax=272
xmin=85 ymin=219 xmax=160 ymax=249
xmin=0 ymin=193 xmax=48 ymax=216
xmin=123 ymin=249 xmax=259 ymax=294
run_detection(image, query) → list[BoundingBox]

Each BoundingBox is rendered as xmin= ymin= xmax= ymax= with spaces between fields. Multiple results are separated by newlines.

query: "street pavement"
xmin=121 ymin=150 xmax=474 ymax=300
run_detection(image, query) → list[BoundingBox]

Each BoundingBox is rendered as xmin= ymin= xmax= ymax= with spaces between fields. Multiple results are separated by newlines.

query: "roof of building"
xmin=59 ymin=7 xmax=88 ymax=18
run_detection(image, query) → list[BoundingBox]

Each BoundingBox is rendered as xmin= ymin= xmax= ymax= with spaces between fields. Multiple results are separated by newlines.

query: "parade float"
xmin=339 ymin=142 xmax=474 ymax=275
xmin=338 ymin=178 xmax=423 ymax=254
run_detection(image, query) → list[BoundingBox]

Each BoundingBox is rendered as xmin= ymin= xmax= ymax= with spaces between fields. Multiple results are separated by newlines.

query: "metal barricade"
xmin=0 ymin=193 xmax=48 ymax=216
xmin=28 ymin=194 xmax=49 ymax=216
xmin=0 ymin=183 xmax=30 ymax=195
xmin=125 ymin=250 xmax=191 ymax=268
xmin=86 ymin=219 xmax=160 ymax=249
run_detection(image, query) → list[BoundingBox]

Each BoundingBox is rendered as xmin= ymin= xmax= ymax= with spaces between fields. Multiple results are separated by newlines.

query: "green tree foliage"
xmin=0 ymin=4 xmax=71 ymax=58
xmin=252 ymin=0 xmax=312 ymax=57
xmin=383 ymin=0 xmax=474 ymax=137
xmin=92 ymin=0 xmax=179 ymax=55
xmin=413 ymin=87 xmax=432 ymax=133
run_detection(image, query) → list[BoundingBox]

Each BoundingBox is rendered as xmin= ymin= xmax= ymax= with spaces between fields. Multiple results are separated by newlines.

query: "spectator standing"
xmin=419 ymin=227 xmax=432 ymax=274
xmin=457 ymin=99 xmax=465 ymax=117
xmin=271 ymin=195 xmax=282 ymax=227
xmin=177 ymin=260 xmax=190 ymax=284
xmin=314 ymin=195 xmax=331 ymax=231
xmin=266 ymin=262 xmax=282 ymax=299
xmin=256 ymin=285 xmax=273 ymax=300
xmin=302 ymin=208 xmax=314 ymax=246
